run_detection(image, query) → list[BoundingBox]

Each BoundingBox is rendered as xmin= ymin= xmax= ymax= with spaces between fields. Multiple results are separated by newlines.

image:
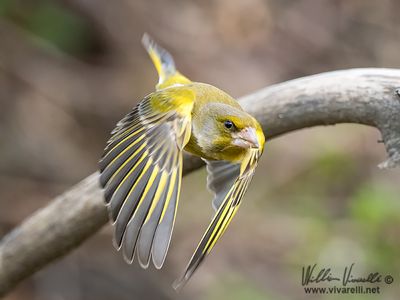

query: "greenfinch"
xmin=99 ymin=34 xmax=265 ymax=289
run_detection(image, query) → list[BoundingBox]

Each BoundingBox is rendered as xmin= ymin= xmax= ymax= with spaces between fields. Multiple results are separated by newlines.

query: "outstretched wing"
xmin=173 ymin=149 xmax=262 ymax=290
xmin=99 ymin=88 xmax=194 ymax=268
xmin=204 ymin=159 xmax=241 ymax=211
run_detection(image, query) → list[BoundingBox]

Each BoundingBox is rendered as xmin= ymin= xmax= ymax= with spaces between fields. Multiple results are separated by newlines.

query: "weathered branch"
xmin=1 ymin=68 xmax=399 ymax=296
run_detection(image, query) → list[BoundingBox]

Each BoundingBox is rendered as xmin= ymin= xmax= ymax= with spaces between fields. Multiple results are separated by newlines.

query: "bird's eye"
xmin=224 ymin=120 xmax=234 ymax=129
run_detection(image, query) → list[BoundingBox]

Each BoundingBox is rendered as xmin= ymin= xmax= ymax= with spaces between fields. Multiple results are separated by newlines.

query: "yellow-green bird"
xmin=99 ymin=34 xmax=265 ymax=289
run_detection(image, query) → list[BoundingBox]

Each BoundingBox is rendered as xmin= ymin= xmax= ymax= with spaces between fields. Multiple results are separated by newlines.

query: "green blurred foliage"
xmin=274 ymin=150 xmax=359 ymax=220
xmin=350 ymin=183 xmax=400 ymax=272
xmin=207 ymin=274 xmax=281 ymax=300
xmin=0 ymin=0 xmax=94 ymax=56
xmin=350 ymin=184 xmax=399 ymax=226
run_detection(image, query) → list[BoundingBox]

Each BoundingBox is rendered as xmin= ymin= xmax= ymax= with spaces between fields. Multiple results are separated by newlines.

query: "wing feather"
xmin=205 ymin=160 xmax=241 ymax=211
xmin=136 ymin=172 xmax=171 ymax=268
xmin=173 ymin=150 xmax=260 ymax=290
xmin=99 ymin=90 xmax=193 ymax=268
xmin=113 ymin=158 xmax=154 ymax=246
xmin=122 ymin=167 xmax=162 ymax=262
xmin=152 ymin=157 xmax=182 ymax=268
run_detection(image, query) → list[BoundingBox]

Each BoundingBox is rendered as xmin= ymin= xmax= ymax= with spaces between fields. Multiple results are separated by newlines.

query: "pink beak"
xmin=233 ymin=127 xmax=259 ymax=149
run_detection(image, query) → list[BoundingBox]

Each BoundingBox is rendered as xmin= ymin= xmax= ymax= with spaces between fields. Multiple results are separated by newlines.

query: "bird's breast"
xmin=184 ymin=133 xmax=247 ymax=162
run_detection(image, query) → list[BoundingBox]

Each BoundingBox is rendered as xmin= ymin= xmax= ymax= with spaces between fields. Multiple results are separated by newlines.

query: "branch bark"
xmin=1 ymin=68 xmax=400 ymax=296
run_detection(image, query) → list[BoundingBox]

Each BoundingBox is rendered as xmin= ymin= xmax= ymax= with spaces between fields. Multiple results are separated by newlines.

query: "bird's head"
xmin=196 ymin=102 xmax=265 ymax=161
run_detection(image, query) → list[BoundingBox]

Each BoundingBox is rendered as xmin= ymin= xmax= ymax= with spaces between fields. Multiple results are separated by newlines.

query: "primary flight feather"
xmin=99 ymin=33 xmax=265 ymax=289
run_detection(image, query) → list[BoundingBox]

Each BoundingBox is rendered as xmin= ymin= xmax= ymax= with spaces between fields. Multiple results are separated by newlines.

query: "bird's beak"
xmin=233 ymin=127 xmax=260 ymax=149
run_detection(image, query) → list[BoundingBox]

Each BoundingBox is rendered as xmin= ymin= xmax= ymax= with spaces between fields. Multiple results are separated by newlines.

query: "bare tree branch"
xmin=1 ymin=68 xmax=400 ymax=296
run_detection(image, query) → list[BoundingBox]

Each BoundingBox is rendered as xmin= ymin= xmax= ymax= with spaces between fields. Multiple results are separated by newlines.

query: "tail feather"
xmin=142 ymin=33 xmax=191 ymax=89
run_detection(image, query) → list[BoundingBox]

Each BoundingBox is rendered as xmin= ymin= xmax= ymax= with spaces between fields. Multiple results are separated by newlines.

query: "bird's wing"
xmin=204 ymin=159 xmax=241 ymax=211
xmin=142 ymin=33 xmax=191 ymax=90
xmin=173 ymin=149 xmax=262 ymax=290
xmin=99 ymin=88 xmax=194 ymax=269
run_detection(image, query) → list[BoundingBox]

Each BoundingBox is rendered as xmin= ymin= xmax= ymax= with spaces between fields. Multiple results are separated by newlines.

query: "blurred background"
xmin=1 ymin=0 xmax=400 ymax=299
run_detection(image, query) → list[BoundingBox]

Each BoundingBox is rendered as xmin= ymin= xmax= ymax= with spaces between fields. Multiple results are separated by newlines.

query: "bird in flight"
xmin=99 ymin=34 xmax=265 ymax=290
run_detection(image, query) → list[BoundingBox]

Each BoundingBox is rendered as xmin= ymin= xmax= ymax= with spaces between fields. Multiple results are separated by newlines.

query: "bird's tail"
xmin=142 ymin=33 xmax=191 ymax=90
